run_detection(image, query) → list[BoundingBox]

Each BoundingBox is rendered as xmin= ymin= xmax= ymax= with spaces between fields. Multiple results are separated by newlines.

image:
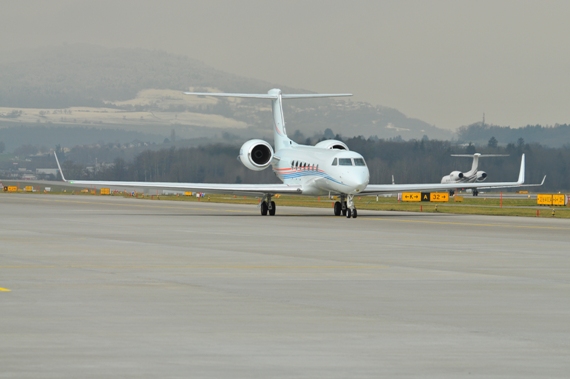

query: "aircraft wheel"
xmin=352 ymin=209 xmax=357 ymax=218
xmin=334 ymin=201 xmax=341 ymax=216
xmin=473 ymin=189 xmax=479 ymax=197
xmin=269 ymin=201 xmax=276 ymax=216
xmin=261 ymin=201 xmax=268 ymax=216
xmin=346 ymin=209 xmax=352 ymax=218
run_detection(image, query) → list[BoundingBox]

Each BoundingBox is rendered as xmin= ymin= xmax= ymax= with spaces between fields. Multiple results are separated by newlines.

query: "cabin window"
xmin=291 ymin=161 xmax=295 ymax=169
xmin=354 ymin=158 xmax=366 ymax=166
xmin=339 ymin=158 xmax=353 ymax=166
xmin=332 ymin=158 xmax=337 ymax=166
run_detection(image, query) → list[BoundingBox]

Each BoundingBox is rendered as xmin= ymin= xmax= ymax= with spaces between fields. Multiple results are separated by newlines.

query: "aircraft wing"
xmin=54 ymin=153 xmax=301 ymax=196
xmin=360 ymin=154 xmax=545 ymax=195
xmin=61 ymin=180 xmax=302 ymax=196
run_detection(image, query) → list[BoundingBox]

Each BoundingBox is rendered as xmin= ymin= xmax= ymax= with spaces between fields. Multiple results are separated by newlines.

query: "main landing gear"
xmin=333 ymin=194 xmax=357 ymax=219
xmin=260 ymin=194 xmax=276 ymax=216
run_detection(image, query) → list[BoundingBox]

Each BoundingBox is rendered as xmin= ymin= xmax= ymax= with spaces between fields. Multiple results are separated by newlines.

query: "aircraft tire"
xmin=269 ymin=201 xmax=276 ymax=216
xmin=352 ymin=209 xmax=357 ymax=218
xmin=261 ymin=201 xmax=268 ymax=216
xmin=346 ymin=209 xmax=352 ymax=218
xmin=334 ymin=201 xmax=342 ymax=216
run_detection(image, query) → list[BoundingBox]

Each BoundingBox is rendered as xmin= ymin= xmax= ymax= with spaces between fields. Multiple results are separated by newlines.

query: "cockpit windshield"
xmin=339 ymin=158 xmax=353 ymax=166
xmin=354 ymin=158 xmax=366 ymax=166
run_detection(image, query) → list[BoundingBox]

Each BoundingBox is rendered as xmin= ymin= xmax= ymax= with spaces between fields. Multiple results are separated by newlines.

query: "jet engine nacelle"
xmin=476 ymin=171 xmax=487 ymax=181
xmin=449 ymin=171 xmax=464 ymax=182
xmin=238 ymin=139 xmax=274 ymax=171
xmin=314 ymin=140 xmax=349 ymax=150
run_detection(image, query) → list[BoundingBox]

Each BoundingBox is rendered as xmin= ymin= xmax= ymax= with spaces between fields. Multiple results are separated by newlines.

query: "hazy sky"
xmin=2 ymin=0 xmax=570 ymax=130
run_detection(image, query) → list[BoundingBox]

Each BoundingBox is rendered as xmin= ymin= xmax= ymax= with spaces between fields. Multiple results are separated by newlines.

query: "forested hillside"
xmin=458 ymin=123 xmax=570 ymax=148
xmin=0 ymin=125 xmax=164 ymax=152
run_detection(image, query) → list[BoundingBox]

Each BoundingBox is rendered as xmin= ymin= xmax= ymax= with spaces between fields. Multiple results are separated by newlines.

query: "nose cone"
xmin=348 ymin=169 xmax=370 ymax=194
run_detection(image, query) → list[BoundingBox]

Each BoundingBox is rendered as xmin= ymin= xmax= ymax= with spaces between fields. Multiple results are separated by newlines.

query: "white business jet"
xmin=441 ymin=153 xmax=509 ymax=196
xmin=55 ymin=88 xmax=543 ymax=219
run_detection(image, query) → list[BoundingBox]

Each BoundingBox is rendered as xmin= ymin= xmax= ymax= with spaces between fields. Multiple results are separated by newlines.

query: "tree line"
xmin=59 ymin=136 xmax=570 ymax=192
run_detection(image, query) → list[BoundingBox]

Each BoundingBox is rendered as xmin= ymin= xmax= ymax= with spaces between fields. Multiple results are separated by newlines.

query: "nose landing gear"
xmin=334 ymin=194 xmax=358 ymax=219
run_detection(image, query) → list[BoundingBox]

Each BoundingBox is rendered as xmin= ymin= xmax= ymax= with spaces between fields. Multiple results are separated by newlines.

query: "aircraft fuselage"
xmin=273 ymin=146 xmax=370 ymax=196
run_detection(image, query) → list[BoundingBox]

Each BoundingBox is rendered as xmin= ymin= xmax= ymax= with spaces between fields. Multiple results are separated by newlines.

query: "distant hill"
xmin=458 ymin=123 xmax=570 ymax=148
xmin=0 ymin=44 xmax=452 ymax=141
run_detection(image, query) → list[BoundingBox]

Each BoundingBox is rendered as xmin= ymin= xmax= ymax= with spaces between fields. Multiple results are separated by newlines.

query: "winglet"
xmin=540 ymin=175 xmax=546 ymax=185
xmin=54 ymin=152 xmax=67 ymax=182
xmin=517 ymin=154 xmax=525 ymax=184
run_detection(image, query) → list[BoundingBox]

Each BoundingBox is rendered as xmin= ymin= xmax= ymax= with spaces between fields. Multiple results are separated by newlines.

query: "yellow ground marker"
xmin=0 ymin=287 xmax=11 ymax=292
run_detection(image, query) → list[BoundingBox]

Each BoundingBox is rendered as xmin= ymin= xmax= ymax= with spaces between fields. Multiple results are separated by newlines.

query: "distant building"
xmin=36 ymin=168 xmax=58 ymax=176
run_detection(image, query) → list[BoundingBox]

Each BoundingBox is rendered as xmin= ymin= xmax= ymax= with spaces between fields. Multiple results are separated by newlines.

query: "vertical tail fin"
xmin=268 ymin=89 xmax=290 ymax=151
xmin=470 ymin=153 xmax=481 ymax=173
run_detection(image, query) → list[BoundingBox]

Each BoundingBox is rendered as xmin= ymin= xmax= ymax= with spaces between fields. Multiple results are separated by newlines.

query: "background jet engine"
xmin=314 ymin=140 xmax=349 ymax=150
xmin=238 ymin=139 xmax=274 ymax=171
xmin=476 ymin=171 xmax=487 ymax=181
xmin=448 ymin=171 xmax=464 ymax=181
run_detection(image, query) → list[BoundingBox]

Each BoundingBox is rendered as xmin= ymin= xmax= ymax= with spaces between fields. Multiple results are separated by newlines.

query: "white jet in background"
xmin=441 ymin=153 xmax=508 ymax=196
xmin=55 ymin=89 xmax=545 ymax=219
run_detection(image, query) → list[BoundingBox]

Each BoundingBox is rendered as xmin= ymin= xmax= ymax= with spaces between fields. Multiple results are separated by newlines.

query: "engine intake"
xmin=239 ymin=139 xmax=274 ymax=171
xmin=476 ymin=171 xmax=487 ymax=181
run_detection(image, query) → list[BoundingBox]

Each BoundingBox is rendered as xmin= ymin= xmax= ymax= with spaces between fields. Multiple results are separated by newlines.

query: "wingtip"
xmin=54 ymin=152 xmax=67 ymax=182
xmin=517 ymin=154 xmax=525 ymax=184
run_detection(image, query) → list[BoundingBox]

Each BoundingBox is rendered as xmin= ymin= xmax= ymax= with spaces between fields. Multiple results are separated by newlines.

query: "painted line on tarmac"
xmin=11 ymin=195 xmax=566 ymax=225
xmin=366 ymin=217 xmax=570 ymax=231
xmin=0 ymin=287 xmax=11 ymax=292
xmin=10 ymin=195 xmax=255 ymax=213
xmin=0 ymin=264 xmax=386 ymax=270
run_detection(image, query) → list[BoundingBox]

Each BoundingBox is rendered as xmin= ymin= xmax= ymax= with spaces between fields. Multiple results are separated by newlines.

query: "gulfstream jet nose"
xmin=348 ymin=169 xmax=370 ymax=194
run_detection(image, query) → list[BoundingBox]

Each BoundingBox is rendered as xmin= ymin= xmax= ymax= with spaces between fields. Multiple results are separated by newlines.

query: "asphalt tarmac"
xmin=1 ymin=194 xmax=569 ymax=378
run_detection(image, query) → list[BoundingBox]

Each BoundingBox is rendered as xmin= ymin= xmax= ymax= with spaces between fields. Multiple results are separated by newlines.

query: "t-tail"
xmin=451 ymin=153 xmax=509 ymax=174
xmin=184 ymin=89 xmax=351 ymax=151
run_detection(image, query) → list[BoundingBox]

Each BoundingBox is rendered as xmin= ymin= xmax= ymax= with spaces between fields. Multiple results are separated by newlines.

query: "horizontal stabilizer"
xmin=184 ymin=90 xmax=352 ymax=100
xmin=450 ymin=154 xmax=509 ymax=158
